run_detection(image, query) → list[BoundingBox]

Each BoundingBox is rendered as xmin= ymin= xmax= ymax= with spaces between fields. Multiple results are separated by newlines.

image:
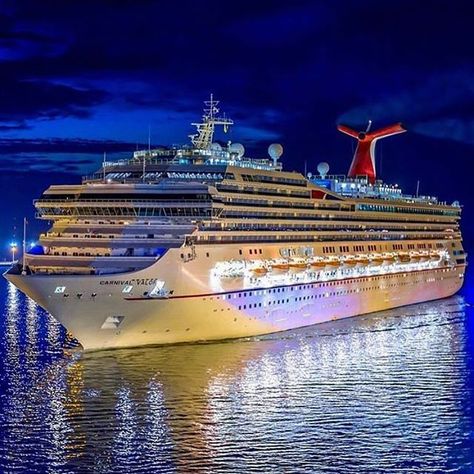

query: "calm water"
xmin=0 ymin=277 xmax=474 ymax=473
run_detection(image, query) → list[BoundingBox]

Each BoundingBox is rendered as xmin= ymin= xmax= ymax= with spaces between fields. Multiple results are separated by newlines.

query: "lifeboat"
xmin=342 ymin=257 xmax=357 ymax=267
xmin=419 ymin=253 xmax=430 ymax=262
xmin=324 ymin=259 xmax=340 ymax=268
xmin=370 ymin=256 xmax=385 ymax=265
xmin=409 ymin=253 xmax=421 ymax=262
xmin=382 ymin=254 xmax=396 ymax=264
xmin=310 ymin=259 xmax=326 ymax=268
xmin=289 ymin=260 xmax=308 ymax=272
xmin=354 ymin=256 xmax=370 ymax=265
xmin=270 ymin=260 xmax=290 ymax=272
xmin=251 ymin=266 xmax=268 ymax=276
xmin=398 ymin=253 xmax=410 ymax=263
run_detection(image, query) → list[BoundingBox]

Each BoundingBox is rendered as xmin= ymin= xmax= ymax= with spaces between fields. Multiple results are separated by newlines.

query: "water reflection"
xmin=0 ymin=280 xmax=473 ymax=473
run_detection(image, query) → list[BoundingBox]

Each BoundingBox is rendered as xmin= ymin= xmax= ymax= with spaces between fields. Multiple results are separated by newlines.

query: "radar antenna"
xmin=189 ymin=94 xmax=234 ymax=149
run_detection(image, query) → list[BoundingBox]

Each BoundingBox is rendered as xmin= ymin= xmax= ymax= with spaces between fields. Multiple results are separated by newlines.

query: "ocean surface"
xmin=0 ymin=276 xmax=473 ymax=473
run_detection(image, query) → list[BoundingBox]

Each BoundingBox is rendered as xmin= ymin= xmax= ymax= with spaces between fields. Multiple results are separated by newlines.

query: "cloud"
xmin=0 ymin=0 xmax=472 ymax=163
xmin=0 ymin=79 xmax=108 ymax=124
xmin=0 ymin=137 xmax=146 ymax=173
xmin=225 ymin=4 xmax=329 ymax=47
xmin=0 ymin=137 xmax=141 ymax=154
xmin=413 ymin=118 xmax=474 ymax=145
xmin=0 ymin=120 xmax=31 ymax=131
xmin=337 ymin=69 xmax=474 ymax=145
xmin=0 ymin=29 xmax=68 ymax=61
xmin=0 ymin=151 xmax=108 ymax=174
xmin=233 ymin=125 xmax=281 ymax=143
xmin=0 ymin=153 xmax=95 ymax=173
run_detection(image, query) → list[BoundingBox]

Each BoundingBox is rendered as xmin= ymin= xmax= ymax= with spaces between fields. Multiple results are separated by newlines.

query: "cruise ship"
xmin=5 ymin=96 xmax=467 ymax=351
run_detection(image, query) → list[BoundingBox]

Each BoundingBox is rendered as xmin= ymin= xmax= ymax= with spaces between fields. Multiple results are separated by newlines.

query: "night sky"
xmin=1 ymin=0 xmax=473 ymax=256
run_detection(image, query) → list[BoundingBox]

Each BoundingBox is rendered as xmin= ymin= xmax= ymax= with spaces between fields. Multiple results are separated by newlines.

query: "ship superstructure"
xmin=5 ymin=97 xmax=467 ymax=350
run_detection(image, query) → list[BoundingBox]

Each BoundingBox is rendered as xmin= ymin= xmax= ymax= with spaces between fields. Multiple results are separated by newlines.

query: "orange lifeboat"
xmin=251 ymin=266 xmax=268 ymax=276
xmin=429 ymin=251 xmax=440 ymax=262
xmin=271 ymin=261 xmax=290 ymax=272
xmin=289 ymin=260 xmax=308 ymax=271
xmin=398 ymin=253 xmax=410 ymax=263
xmin=419 ymin=253 xmax=429 ymax=262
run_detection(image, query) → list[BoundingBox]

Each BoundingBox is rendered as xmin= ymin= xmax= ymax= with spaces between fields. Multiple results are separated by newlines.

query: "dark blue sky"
xmin=1 ymin=0 xmax=473 ymax=254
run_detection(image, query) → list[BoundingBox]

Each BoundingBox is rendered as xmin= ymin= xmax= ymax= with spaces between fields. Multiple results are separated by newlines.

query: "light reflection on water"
xmin=0 ymin=278 xmax=473 ymax=473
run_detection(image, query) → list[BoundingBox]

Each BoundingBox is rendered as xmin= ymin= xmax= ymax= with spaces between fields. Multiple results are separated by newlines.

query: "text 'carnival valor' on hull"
xmin=4 ymin=96 xmax=467 ymax=350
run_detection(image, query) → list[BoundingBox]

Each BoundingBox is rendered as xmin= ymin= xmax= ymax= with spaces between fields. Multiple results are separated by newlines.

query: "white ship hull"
xmin=5 ymin=246 xmax=466 ymax=351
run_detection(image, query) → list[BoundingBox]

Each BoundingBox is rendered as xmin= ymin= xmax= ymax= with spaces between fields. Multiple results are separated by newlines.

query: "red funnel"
xmin=338 ymin=122 xmax=406 ymax=184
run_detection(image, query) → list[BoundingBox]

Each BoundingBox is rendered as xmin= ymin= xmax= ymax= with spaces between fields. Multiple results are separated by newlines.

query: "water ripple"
xmin=0 ymin=279 xmax=473 ymax=473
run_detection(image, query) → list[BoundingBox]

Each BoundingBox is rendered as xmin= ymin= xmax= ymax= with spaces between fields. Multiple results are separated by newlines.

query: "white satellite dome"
xmin=317 ymin=162 xmax=330 ymax=178
xmin=268 ymin=143 xmax=283 ymax=162
xmin=229 ymin=142 xmax=245 ymax=158
xmin=211 ymin=142 xmax=222 ymax=151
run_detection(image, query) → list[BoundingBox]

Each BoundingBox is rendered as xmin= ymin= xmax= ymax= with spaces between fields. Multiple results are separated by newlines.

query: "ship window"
xmin=122 ymin=285 xmax=133 ymax=294
xmin=54 ymin=286 xmax=66 ymax=294
xmin=206 ymin=252 xmax=210 ymax=258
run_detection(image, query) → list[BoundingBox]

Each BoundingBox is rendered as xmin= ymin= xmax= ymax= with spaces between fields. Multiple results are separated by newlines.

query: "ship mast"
xmin=189 ymin=94 xmax=233 ymax=149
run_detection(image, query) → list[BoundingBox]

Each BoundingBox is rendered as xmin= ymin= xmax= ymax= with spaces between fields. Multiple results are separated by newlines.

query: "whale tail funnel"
xmin=338 ymin=122 xmax=406 ymax=184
